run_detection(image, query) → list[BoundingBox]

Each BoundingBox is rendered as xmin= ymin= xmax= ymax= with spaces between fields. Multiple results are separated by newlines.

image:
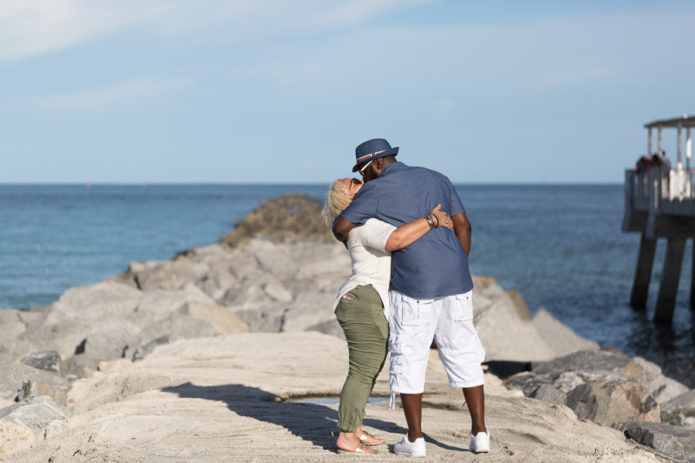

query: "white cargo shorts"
xmin=388 ymin=290 xmax=485 ymax=394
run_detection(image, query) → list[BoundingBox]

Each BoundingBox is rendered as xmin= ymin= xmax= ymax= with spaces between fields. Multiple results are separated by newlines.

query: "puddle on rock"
xmin=293 ymin=397 xmax=391 ymax=405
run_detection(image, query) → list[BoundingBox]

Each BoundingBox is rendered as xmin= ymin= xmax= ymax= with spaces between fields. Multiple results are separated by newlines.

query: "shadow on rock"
xmin=161 ymin=382 xmax=464 ymax=452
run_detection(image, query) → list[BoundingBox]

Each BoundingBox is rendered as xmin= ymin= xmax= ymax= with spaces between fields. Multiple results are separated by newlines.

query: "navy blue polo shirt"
xmin=340 ymin=161 xmax=473 ymax=299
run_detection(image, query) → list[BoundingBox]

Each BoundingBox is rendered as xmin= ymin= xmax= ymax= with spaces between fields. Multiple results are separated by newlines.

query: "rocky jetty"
xmin=0 ymin=194 xmax=692 ymax=461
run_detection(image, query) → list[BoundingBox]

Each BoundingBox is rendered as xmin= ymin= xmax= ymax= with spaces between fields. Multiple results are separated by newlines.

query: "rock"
xmin=661 ymin=389 xmax=695 ymax=426
xmin=52 ymin=281 xmax=142 ymax=320
xmin=305 ymin=318 xmax=345 ymax=340
xmin=77 ymin=317 xmax=141 ymax=361
xmin=21 ymin=351 xmax=62 ymax=376
xmin=615 ymin=421 xmax=695 ymax=462
xmin=21 ymin=282 xmax=142 ymax=359
xmin=183 ymin=301 xmax=249 ymax=334
xmin=475 ymin=294 xmax=556 ymax=362
xmin=132 ymin=336 xmax=170 ymax=361
xmin=0 ymin=395 xmax=69 ymax=429
xmin=506 ymin=290 xmax=531 ymax=321
xmin=0 ymin=358 xmax=71 ymax=405
xmin=531 ymin=309 xmax=599 ymax=358
xmin=227 ymin=250 xmax=261 ymax=279
xmin=0 ymin=310 xmax=27 ymax=348
xmin=566 ymin=377 xmax=660 ymax=426
xmin=255 ymin=247 xmax=296 ymax=278
xmin=533 ymin=383 xmax=567 ymax=405
xmin=280 ymin=293 xmax=338 ymax=333
xmin=62 ymin=354 xmax=101 ymax=379
xmin=223 ymin=283 xmax=273 ymax=311
xmin=235 ymin=305 xmax=290 ymax=333
xmin=631 ymin=357 xmax=689 ymax=405
xmin=197 ymin=267 xmax=239 ymax=302
xmin=2 ymin=332 xmax=664 ymax=463
xmin=472 ymin=275 xmax=497 ymax=290
xmin=0 ymin=421 xmax=34 ymax=458
xmin=505 ymin=372 xmax=555 ymax=397
xmin=137 ymin=311 xmax=215 ymax=353
xmin=135 ymin=259 xmax=209 ymax=291
xmin=506 ymin=350 xmax=663 ymax=427
xmin=220 ymin=194 xmax=333 ymax=247
xmin=532 ymin=349 xmax=633 ymax=377
xmin=262 ymin=281 xmax=293 ymax=303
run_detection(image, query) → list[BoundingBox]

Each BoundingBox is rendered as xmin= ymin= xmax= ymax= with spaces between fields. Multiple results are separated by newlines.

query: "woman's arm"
xmin=384 ymin=204 xmax=453 ymax=251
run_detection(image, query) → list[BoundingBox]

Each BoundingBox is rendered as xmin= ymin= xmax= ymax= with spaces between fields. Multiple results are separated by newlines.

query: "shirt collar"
xmin=381 ymin=161 xmax=405 ymax=177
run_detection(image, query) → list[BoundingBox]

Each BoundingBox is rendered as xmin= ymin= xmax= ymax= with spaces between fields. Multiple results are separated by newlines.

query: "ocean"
xmin=2 ymin=184 xmax=694 ymax=385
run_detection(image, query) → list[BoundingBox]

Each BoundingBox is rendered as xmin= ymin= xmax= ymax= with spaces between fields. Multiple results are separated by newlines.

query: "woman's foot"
xmin=356 ymin=426 xmax=384 ymax=446
xmin=337 ymin=431 xmax=376 ymax=454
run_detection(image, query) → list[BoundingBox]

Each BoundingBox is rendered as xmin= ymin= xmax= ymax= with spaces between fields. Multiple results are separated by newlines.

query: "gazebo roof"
xmin=644 ymin=114 xmax=695 ymax=129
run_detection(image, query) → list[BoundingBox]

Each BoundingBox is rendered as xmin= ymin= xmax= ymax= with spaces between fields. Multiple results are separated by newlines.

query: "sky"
xmin=1 ymin=0 xmax=694 ymax=184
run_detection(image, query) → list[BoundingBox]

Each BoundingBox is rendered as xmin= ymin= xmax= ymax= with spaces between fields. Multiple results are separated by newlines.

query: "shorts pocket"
xmin=389 ymin=335 xmax=415 ymax=357
xmin=398 ymin=298 xmax=421 ymax=326
xmin=452 ymin=293 xmax=473 ymax=322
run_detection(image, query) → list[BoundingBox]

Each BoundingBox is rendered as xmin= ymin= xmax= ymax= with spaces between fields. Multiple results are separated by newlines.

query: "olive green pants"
xmin=335 ymin=284 xmax=389 ymax=432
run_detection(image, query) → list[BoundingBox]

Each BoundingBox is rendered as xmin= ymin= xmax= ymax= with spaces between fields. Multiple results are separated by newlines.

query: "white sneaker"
xmin=469 ymin=428 xmax=490 ymax=453
xmin=393 ymin=433 xmax=426 ymax=457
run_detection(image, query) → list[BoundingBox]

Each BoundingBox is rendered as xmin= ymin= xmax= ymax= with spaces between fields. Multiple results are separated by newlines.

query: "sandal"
xmin=337 ymin=441 xmax=378 ymax=455
xmin=359 ymin=430 xmax=385 ymax=446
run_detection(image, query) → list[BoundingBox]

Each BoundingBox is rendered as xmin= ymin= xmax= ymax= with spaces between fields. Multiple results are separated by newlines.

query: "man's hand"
xmin=333 ymin=216 xmax=358 ymax=242
xmin=451 ymin=212 xmax=471 ymax=255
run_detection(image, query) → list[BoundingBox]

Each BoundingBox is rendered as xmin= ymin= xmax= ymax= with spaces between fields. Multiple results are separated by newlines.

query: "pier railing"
xmin=626 ymin=168 xmax=695 ymax=216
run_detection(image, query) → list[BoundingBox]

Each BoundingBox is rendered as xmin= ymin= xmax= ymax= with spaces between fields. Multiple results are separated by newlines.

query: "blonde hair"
xmin=322 ymin=179 xmax=354 ymax=225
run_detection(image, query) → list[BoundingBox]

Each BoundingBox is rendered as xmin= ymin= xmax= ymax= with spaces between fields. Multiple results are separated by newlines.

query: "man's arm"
xmin=333 ymin=216 xmax=358 ymax=242
xmin=451 ymin=212 xmax=471 ymax=255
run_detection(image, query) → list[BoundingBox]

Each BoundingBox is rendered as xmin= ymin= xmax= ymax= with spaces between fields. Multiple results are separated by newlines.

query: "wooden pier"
xmin=623 ymin=115 xmax=695 ymax=324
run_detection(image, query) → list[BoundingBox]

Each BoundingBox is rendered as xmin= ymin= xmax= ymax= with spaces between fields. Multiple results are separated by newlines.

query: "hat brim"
xmin=351 ymin=147 xmax=399 ymax=172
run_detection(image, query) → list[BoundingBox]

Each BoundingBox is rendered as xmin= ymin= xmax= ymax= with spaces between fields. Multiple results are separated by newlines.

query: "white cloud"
xmin=0 ymin=0 xmax=436 ymax=61
xmin=33 ymin=77 xmax=192 ymax=110
xmin=233 ymin=6 xmax=695 ymax=96
xmin=0 ymin=0 xmax=167 ymax=61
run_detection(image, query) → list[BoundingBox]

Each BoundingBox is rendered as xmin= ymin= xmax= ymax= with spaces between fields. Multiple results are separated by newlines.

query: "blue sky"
xmin=1 ymin=0 xmax=694 ymax=184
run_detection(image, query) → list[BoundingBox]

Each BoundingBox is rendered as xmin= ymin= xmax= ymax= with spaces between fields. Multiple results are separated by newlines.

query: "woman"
xmin=323 ymin=177 xmax=452 ymax=454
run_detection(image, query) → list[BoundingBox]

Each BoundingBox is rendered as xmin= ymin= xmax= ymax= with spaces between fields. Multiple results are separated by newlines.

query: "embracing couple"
xmin=323 ymin=138 xmax=489 ymax=457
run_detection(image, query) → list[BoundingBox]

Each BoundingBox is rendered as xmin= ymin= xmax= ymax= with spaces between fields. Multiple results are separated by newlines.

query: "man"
xmin=332 ymin=138 xmax=489 ymax=457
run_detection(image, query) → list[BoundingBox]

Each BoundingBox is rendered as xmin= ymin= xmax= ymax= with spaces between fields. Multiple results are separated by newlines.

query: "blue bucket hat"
xmin=352 ymin=138 xmax=399 ymax=172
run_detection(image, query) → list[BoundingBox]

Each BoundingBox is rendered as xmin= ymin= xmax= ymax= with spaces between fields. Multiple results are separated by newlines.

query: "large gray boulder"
xmin=506 ymin=349 xmax=663 ymax=427
xmin=21 ymin=351 xmax=62 ymax=376
xmin=62 ymin=353 xmax=101 ymax=379
xmin=565 ymin=377 xmax=659 ymax=425
xmin=0 ymin=310 xmax=27 ymax=346
xmin=474 ymin=291 xmax=556 ymax=362
xmin=135 ymin=311 xmax=215 ymax=354
xmin=661 ymin=389 xmax=695 ymax=426
xmin=21 ymin=281 xmax=142 ymax=359
xmin=531 ymin=308 xmax=600 ymax=357
xmin=134 ymin=258 xmax=209 ymax=291
xmin=0 ymin=357 xmax=71 ymax=405
xmin=183 ymin=301 xmax=249 ymax=335
xmin=632 ymin=356 xmax=689 ymax=405
xmin=615 ymin=421 xmax=695 ymax=462
xmin=0 ymin=395 xmax=69 ymax=429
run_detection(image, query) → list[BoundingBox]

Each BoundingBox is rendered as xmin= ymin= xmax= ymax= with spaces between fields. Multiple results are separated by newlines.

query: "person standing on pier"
xmin=332 ymin=138 xmax=489 ymax=457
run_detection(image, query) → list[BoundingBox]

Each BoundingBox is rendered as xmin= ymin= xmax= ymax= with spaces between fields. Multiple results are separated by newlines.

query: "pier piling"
xmin=691 ymin=244 xmax=695 ymax=309
xmin=630 ymin=234 xmax=657 ymax=310
xmin=654 ymin=237 xmax=687 ymax=323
